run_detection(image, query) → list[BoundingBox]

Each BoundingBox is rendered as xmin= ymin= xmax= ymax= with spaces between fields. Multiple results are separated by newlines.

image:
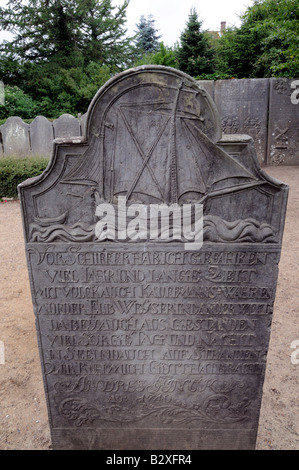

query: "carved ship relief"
xmin=24 ymin=67 xmax=285 ymax=245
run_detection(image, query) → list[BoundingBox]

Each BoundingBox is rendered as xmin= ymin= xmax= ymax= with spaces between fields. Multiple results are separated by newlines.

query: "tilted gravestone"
xmin=267 ymin=78 xmax=299 ymax=166
xmin=214 ymin=79 xmax=270 ymax=166
xmin=30 ymin=116 xmax=54 ymax=158
xmin=19 ymin=66 xmax=288 ymax=450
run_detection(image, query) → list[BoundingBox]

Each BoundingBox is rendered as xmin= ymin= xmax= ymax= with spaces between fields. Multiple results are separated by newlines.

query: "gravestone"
xmin=0 ymin=135 xmax=3 ymax=157
xmin=19 ymin=66 xmax=288 ymax=450
xmin=267 ymin=78 xmax=299 ymax=165
xmin=1 ymin=116 xmax=31 ymax=157
xmin=196 ymin=80 xmax=215 ymax=101
xmin=30 ymin=116 xmax=54 ymax=158
xmin=53 ymin=113 xmax=81 ymax=139
xmin=214 ymin=79 xmax=270 ymax=166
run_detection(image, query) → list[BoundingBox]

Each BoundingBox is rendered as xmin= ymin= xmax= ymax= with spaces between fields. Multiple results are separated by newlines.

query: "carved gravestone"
xmin=214 ymin=79 xmax=270 ymax=166
xmin=19 ymin=66 xmax=288 ymax=450
xmin=267 ymin=78 xmax=299 ymax=166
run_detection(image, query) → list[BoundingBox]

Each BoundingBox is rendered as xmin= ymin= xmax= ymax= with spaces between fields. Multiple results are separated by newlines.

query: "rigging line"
xmin=119 ymin=108 xmax=171 ymax=205
xmin=197 ymin=181 xmax=267 ymax=204
xmin=109 ymin=112 xmax=118 ymax=203
xmin=118 ymin=106 xmax=166 ymax=200
xmin=169 ymin=80 xmax=184 ymax=204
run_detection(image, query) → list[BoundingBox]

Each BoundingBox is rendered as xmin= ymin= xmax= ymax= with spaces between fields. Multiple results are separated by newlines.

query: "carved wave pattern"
xmin=29 ymin=215 xmax=277 ymax=243
xmin=29 ymin=222 xmax=95 ymax=242
xmin=203 ymin=216 xmax=277 ymax=243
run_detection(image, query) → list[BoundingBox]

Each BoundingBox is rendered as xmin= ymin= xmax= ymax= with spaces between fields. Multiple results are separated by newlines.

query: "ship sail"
xmin=62 ymin=80 xmax=258 ymax=204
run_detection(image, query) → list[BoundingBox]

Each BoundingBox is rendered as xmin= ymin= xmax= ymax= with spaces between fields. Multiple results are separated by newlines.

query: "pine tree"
xmin=176 ymin=8 xmax=215 ymax=77
xmin=0 ymin=0 xmax=131 ymax=67
xmin=0 ymin=0 xmax=133 ymax=117
xmin=134 ymin=15 xmax=162 ymax=54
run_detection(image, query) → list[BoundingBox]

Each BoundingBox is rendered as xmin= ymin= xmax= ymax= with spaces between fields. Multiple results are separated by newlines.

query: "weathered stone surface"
xmin=267 ymin=78 xmax=299 ymax=166
xmin=0 ymin=135 xmax=3 ymax=157
xmin=215 ymin=79 xmax=270 ymax=165
xmin=30 ymin=116 xmax=54 ymax=157
xmin=196 ymin=80 xmax=215 ymax=101
xmin=19 ymin=66 xmax=288 ymax=450
xmin=0 ymin=116 xmax=31 ymax=157
xmin=79 ymin=112 xmax=87 ymax=138
xmin=53 ymin=113 xmax=81 ymax=139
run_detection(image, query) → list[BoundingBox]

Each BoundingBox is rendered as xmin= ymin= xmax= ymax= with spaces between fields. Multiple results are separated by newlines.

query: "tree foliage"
xmin=176 ymin=8 xmax=215 ymax=77
xmin=0 ymin=0 xmax=133 ymax=117
xmin=216 ymin=0 xmax=299 ymax=78
xmin=0 ymin=85 xmax=39 ymax=120
xmin=0 ymin=0 xmax=131 ymax=66
xmin=133 ymin=43 xmax=178 ymax=69
xmin=0 ymin=0 xmax=298 ymax=120
xmin=134 ymin=15 xmax=162 ymax=55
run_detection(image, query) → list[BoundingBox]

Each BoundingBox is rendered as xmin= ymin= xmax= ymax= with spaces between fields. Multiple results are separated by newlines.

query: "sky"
xmin=0 ymin=0 xmax=255 ymax=45
xmin=114 ymin=0 xmax=256 ymax=46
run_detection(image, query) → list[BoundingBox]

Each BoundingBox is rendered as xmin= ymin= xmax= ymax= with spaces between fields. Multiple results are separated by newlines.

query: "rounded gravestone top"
xmin=86 ymin=65 xmax=222 ymax=144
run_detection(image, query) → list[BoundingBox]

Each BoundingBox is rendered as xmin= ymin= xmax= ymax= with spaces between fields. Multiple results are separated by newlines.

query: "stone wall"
xmin=1 ymin=78 xmax=299 ymax=165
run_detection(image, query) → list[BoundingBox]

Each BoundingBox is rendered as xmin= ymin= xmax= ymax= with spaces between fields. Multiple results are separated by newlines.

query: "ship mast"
xmin=169 ymin=81 xmax=183 ymax=204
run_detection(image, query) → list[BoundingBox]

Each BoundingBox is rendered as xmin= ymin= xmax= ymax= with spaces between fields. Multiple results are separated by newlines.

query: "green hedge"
xmin=0 ymin=156 xmax=49 ymax=198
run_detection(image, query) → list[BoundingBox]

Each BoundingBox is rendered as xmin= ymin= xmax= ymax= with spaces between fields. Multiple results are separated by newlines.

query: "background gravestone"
xmin=53 ymin=113 xmax=81 ymax=139
xmin=19 ymin=66 xmax=288 ymax=450
xmin=30 ymin=116 xmax=54 ymax=158
xmin=197 ymin=80 xmax=215 ymax=101
xmin=214 ymin=79 xmax=270 ymax=166
xmin=0 ymin=116 xmax=31 ymax=157
xmin=267 ymin=78 xmax=299 ymax=166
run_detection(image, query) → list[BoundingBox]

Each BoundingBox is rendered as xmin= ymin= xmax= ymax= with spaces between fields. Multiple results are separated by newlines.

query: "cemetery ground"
xmin=0 ymin=166 xmax=298 ymax=451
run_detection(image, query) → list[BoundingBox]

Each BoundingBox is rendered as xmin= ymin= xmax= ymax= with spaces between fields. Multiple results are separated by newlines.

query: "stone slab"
xmin=53 ymin=114 xmax=81 ymax=139
xmin=196 ymin=80 xmax=215 ymax=101
xmin=214 ymin=79 xmax=270 ymax=165
xmin=267 ymin=78 xmax=299 ymax=165
xmin=0 ymin=116 xmax=31 ymax=157
xmin=19 ymin=66 xmax=288 ymax=450
xmin=30 ymin=115 xmax=54 ymax=157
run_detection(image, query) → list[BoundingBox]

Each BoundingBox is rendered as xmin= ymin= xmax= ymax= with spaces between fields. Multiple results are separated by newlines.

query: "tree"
xmin=133 ymin=43 xmax=178 ymax=68
xmin=216 ymin=0 xmax=299 ymax=78
xmin=0 ymin=85 xmax=39 ymax=120
xmin=134 ymin=15 xmax=162 ymax=54
xmin=0 ymin=0 xmax=131 ymax=67
xmin=176 ymin=8 xmax=215 ymax=77
xmin=0 ymin=0 xmax=133 ymax=117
